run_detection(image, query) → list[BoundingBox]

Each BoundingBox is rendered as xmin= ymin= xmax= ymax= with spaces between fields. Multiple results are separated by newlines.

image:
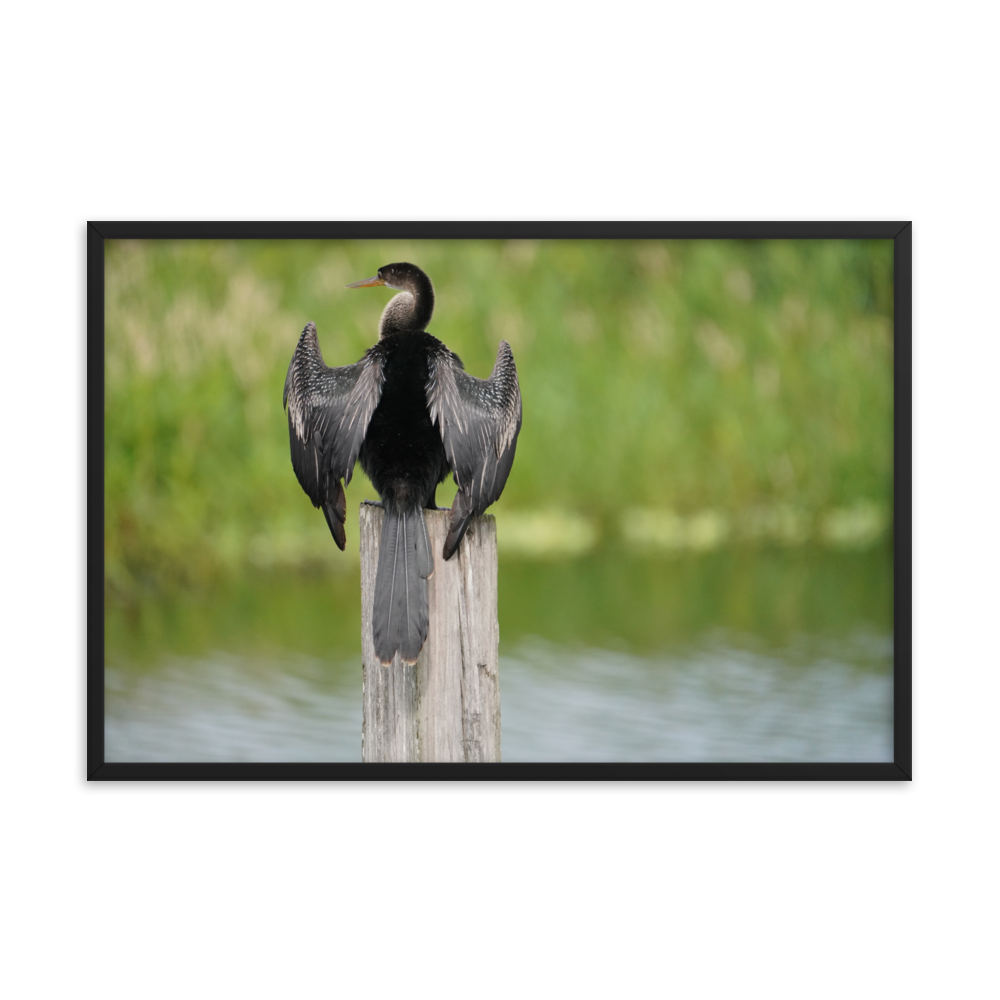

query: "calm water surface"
xmin=105 ymin=547 xmax=893 ymax=763
xmin=106 ymin=634 xmax=891 ymax=762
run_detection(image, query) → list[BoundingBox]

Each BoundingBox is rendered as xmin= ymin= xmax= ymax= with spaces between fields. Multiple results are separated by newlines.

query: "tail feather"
xmin=373 ymin=506 xmax=433 ymax=665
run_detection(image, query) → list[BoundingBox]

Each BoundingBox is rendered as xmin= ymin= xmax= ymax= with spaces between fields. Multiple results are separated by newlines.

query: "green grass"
xmin=104 ymin=238 xmax=893 ymax=593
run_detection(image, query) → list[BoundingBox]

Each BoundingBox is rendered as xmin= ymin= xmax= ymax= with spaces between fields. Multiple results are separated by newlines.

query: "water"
xmin=105 ymin=633 xmax=891 ymax=763
xmin=500 ymin=633 xmax=891 ymax=762
xmin=106 ymin=652 xmax=363 ymax=763
xmin=105 ymin=546 xmax=894 ymax=763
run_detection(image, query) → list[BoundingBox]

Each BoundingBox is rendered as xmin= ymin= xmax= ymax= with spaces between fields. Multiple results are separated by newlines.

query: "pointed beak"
xmin=346 ymin=275 xmax=385 ymax=289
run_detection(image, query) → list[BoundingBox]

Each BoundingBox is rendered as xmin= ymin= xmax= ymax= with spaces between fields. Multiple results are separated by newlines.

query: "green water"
xmin=105 ymin=544 xmax=893 ymax=763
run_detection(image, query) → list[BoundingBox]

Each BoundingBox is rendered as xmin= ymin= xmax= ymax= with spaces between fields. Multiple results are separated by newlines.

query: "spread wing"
xmin=283 ymin=322 xmax=384 ymax=548
xmin=427 ymin=339 xmax=522 ymax=559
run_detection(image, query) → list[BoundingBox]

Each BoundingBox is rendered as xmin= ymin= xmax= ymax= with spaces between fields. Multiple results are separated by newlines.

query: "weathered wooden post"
xmin=360 ymin=505 xmax=502 ymax=762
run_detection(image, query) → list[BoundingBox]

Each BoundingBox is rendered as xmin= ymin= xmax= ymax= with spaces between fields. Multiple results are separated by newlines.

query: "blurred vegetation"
xmin=104 ymin=238 xmax=893 ymax=595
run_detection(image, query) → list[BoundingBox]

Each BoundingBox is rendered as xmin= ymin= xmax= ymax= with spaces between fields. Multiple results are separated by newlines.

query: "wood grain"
xmin=360 ymin=505 xmax=501 ymax=762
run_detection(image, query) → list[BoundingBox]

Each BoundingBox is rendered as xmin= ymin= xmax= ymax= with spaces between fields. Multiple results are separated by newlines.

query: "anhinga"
xmin=283 ymin=262 xmax=522 ymax=665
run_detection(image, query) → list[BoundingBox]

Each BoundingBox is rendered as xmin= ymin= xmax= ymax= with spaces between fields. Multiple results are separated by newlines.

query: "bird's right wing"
xmin=283 ymin=322 xmax=385 ymax=547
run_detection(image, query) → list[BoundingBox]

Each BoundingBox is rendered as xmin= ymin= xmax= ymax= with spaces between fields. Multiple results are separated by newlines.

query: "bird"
xmin=283 ymin=262 xmax=522 ymax=666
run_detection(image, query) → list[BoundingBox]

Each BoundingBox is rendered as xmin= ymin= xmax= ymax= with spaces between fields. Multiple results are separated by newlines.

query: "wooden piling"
xmin=360 ymin=505 xmax=501 ymax=762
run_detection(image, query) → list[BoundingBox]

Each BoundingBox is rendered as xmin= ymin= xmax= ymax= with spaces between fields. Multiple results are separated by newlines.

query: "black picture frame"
xmin=88 ymin=221 xmax=911 ymax=781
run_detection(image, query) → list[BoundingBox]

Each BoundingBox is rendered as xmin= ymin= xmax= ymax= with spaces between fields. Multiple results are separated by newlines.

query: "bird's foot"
xmin=362 ymin=499 xmax=384 ymax=508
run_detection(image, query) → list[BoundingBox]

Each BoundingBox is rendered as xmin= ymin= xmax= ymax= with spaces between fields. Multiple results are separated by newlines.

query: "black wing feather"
xmin=284 ymin=322 xmax=384 ymax=547
xmin=427 ymin=340 xmax=522 ymax=558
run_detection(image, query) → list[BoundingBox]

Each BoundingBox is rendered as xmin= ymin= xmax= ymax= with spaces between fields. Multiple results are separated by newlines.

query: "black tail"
xmin=373 ymin=505 xmax=433 ymax=665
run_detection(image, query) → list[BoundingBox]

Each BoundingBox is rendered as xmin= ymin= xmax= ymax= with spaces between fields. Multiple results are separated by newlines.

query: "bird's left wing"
xmin=427 ymin=340 xmax=522 ymax=559
xmin=283 ymin=322 xmax=385 ymax=548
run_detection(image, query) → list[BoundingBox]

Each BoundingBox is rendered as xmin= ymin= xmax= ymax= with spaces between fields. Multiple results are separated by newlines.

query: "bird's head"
xmin=348 ymin=262 xmax=435 ymax=336
xmin=347 ymin=262 xmax=427 ymax=293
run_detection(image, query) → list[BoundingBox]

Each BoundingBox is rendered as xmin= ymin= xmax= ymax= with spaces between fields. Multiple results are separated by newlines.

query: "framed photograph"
xmin=88 ymin=222 xmax=911 ymax=779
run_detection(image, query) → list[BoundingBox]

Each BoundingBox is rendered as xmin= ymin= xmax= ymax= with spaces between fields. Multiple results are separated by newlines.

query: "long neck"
xmin=378 ymin=272 xmax=435 ymax=337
